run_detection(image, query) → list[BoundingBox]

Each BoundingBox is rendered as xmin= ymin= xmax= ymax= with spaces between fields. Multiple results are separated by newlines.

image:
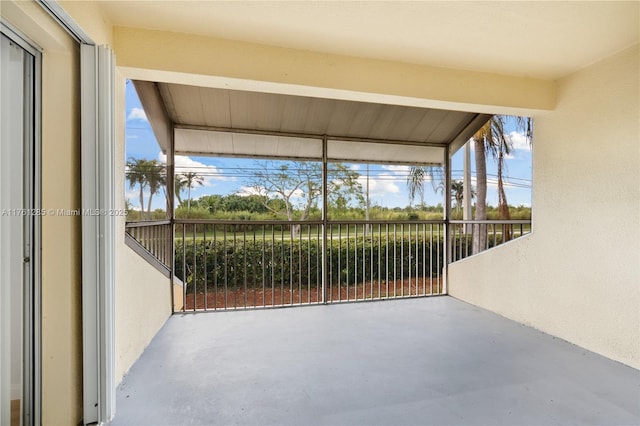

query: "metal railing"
xmin=174 ymin=219 xmax=445 ymax=312
xmin=450 ymin=220 xmax=531 ymax=262
xmin=123 ymin=218 xmax=531 ymax=312
xmin=325 ymin=221 xmax=445 ymax=303
xmin=125 ymin=220 xmax=172 ymax=268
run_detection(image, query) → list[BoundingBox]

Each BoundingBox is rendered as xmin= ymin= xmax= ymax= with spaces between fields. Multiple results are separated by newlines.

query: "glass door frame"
xmin=0 ymin=21 xmax=42 ymax=426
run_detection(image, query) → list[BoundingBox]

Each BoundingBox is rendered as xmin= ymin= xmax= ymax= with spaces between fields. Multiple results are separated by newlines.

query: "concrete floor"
xmin=113 ymin=297 xmax=640 ymax=426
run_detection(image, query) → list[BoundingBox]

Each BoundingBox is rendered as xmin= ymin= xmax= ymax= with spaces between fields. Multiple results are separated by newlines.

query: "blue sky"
xmin=125 ymin=81 xmax=532 ymax=211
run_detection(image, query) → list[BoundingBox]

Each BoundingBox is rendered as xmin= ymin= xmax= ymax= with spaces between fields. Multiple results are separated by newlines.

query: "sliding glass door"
xmin=0 ymin=25 xmax=40 ymax=426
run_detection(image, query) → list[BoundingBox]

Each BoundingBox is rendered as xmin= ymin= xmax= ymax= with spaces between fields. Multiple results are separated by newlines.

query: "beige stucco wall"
xmin=449 ymin=45 xmax=640 ymax=369
xmin=114 ymin=73 xmax=173 ymax=385
xmin=60 ymin=0 xmax=173 ymax=393
xmin=113 ymin=26 xmax=555 ymax=115
xmin=113 ymin=240 xmax=172 ymax=384
xmin=40 ymin=48 xmax=84 ymax=425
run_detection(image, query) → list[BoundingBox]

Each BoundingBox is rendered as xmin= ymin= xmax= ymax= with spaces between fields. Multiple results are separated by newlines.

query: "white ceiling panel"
xmin=175 ymin=128 xmax=322 ymax=160
xmin=134 ymin=80 xmax=492 ymax=161
xmin=328 ymin=140 xmax=443 ymax=166
xmin=149 ymin=82 xmax=490 ymax=144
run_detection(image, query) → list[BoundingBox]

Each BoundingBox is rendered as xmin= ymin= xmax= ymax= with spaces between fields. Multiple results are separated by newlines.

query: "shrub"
xmin=175 ymin=233 xmax=448 ymax=294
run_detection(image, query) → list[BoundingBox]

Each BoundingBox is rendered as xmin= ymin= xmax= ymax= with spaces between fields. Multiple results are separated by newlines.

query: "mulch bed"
xmin=182 ymin=277 xmax=443 ymax=310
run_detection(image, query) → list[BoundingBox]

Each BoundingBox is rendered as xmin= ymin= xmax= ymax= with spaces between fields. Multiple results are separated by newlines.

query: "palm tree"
xmin=174 ymin=174 xmax=187 ymax=207
xmin=471 ymin=117 xmax=509 ymax=253
xmin=126 ymin=157 xmax=166 ymax=220
xmin=407 ymin=115 xmax=532 ymax=253
xmin=145 ymin=161 xmax=166 ymax=219
xmin=181 ymin=171 xmax=204 ymax=210
xmin=126 ymin=157 xmax=149 ymax=220
xmin=451 ymin=180 xmax=474 ymax=213
xmin=407 ymin=165 xmax=440 ymax=206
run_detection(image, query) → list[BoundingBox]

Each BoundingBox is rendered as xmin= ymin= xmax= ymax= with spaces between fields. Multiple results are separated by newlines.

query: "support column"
xmin=321 ymin=136 xmax=328 ymax=304
xmin=167 ymin=123 xmax=175 ymax=312
xmin=463 ymin=140 xmax=472 ymax=233
xmin=443 ymin=145 xmax=451 ymax=294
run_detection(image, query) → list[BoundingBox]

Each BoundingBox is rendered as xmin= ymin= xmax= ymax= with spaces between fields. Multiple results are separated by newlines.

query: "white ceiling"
xmin=157 ymin=82 xmax=481 ymax=144
xmin=133 ymin=80 xmax=488 ymax=164
xmin=98 ymin=1 xmax=638 ymax=80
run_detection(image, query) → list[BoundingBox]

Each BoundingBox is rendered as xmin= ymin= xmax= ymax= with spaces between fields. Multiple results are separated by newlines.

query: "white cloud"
xmin=358 ymin=173 xmax=400 ymax=196
xmin=508 ymin=130 xmax=532 ymax=151
xmin=236 ymin=186 xmax=265 ymax=197
xmin=127 ymin=107 xmax=148 ymax=122
xmin=382 ymin=164 xmax=411 ymax=174
xmin=237 ymin=185 xmax=304 ymax=201
xmin=125 ymin=188 xmax=140 ymax=206
xmin=381 ymin=164 xmax=438 ymax=182
xmin=158 ymin=152 xmax=229 ymax=187
xmin=465 ymin=132 xmax=531 ymax=152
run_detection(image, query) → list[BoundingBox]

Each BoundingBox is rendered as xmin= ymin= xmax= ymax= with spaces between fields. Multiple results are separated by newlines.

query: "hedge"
xmin=173 ymin=232 xmax=519 ymax=293
xmin=175 ymin=235 xmax=448 ymax=294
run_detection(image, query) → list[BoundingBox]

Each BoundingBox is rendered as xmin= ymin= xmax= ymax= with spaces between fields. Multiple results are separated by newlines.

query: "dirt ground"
xmin=183 ymin=277 xmax=443 ymax=310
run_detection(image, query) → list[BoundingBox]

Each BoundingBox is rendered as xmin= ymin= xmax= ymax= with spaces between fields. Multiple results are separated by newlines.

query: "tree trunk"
xmin=286 ymin=204 xmax=299 ymax=238
xmin=473 ymin=138 xmax=487 ymax=254
xmin=497 ymin=150 xmax=512 ymax=241
xmin=139 ymin=185 xmax=145 ymax=220
xmin=147 ymin=193 xmax=154 ymax=220
xmin=175 ymin=185 xmax=182 ymax=207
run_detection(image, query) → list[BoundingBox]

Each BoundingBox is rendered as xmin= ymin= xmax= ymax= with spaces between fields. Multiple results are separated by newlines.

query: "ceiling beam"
xmin=448 ymin=113 xmax=492 ymax=156
xmin=116 ymin=27 xmax=555 ymax=115
xmin=131 ymin=80 xmax=172 ymax=154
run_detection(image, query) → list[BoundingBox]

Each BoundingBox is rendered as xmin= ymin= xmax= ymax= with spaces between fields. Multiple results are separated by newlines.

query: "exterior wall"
xmin=1 ymin=1 xmax=82 ymax=424
xmin=113 ymin=73 xmax=172 ymax=384
xmin=114 ymin=242 xmax=172 ymax=383
xmin=40 ymin=47 xmax=83 ymax=426
xmin=2 ymin=1 xmax=172 ymax=422
xmin=449 ymin=45 xmax=640 ymax=369
xmin=60 ymin=0 xmax=173 ymax=391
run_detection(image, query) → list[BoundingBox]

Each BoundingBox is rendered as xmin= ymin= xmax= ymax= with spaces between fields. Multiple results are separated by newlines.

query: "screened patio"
xmin=125 ymin=80 xmax=531 ymax=312
xmin=112 ymin=79 xmax=640 ymax=426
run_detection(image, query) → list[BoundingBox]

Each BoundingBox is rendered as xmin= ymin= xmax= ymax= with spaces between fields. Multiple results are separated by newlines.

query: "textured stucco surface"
xmin=450 ymin=45 xmax=640 ymax=369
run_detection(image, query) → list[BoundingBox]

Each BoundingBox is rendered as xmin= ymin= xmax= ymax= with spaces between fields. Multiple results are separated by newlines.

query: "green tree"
xmin=472 ymin=116 xmax=533 ymax=251
xmin=126 ymin=157 xmax=166 ymax=220
xmin=451 ymin=179 xmax=474 ymax=213
xmin=196 ymin=194 xmax=223 ymax=214
xmin=462 ymin=118 xmax=500 ymax=251
xmin=180 ymin=171 xmax=204 ymax=210
xmin=174 ymin=174 xmax=187 ymax=207
xmin=406 ymin=165 xmax=440 ymax=206
xmin=126 ymin=157 xmax=148 ymax=220
xmin=222 ymin=194 xmax=268 ymax=213
xmin=406 ymin=115 xmax=532 ymax=253
xmin=145 ymin=161 xmax=166 ymax=219
xmin=245 ymin=160 xmax=362 ymax=235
